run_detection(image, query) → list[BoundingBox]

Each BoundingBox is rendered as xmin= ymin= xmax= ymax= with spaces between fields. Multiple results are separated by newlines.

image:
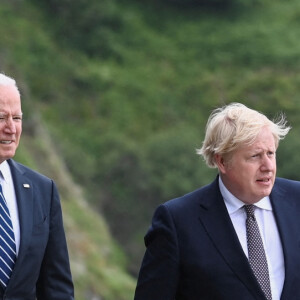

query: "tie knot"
xmin=244 ymin=204 xmax=256 ymax=217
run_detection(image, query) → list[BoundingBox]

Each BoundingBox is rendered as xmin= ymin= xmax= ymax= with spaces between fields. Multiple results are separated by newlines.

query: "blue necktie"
xmin=0 ymin=183 xmax=16 ymax=287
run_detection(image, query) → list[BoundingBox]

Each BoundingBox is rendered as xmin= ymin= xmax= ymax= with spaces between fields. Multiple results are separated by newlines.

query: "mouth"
xmin=0 ymin=141 xmax=13 ymax=144
xmin=256 ymin=177 xmax=272 ymax=183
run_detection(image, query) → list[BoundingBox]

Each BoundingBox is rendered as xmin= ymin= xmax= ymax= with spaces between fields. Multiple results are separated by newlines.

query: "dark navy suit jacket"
xmin=0 ymin=159 xmax=74 ymax=300
xmin=134 ymin=176 xmax=300 ymax=300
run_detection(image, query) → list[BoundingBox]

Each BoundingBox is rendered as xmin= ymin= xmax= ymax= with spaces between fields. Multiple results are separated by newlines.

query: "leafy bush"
xmin=30 ymin=0 xmax=124 ymax=58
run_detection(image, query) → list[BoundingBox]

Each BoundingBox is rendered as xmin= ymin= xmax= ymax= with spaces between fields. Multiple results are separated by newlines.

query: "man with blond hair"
xmin=135 ymin=103 xmax=300 ymax=300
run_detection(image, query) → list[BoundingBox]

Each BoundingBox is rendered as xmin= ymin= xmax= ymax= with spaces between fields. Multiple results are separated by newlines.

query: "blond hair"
xmin=197 ymin=103 xmax=291 ymax=168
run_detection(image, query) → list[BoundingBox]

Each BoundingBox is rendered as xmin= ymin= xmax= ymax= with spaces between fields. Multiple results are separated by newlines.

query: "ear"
xmin=215 ymin=154 xmax=227 ymax=174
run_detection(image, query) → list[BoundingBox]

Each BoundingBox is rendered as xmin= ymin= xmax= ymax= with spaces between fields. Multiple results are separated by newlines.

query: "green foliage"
xmin=16 ymin=126 xmax=137 ymax=300
xmin=31 ymin=0 xmax=124 ymax=59
xmin=157 ymin=0 xmax=266 ymax=8
xmin=21 ymin=0 xmax=300 ymax=278
xmin=277 ymin=130 xmax=300 ymax=180
xmin=62 ymin=198 xmax=135 ymax=300
xmin=2 ymin=0 xmax=300 ymax=298
xmin=141 ymin=126 xmax=216 ymax=200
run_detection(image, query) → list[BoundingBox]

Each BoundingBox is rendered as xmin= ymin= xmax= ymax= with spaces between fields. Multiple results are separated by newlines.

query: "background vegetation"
xmin=1 ymin=0 xmax=300 ymax=298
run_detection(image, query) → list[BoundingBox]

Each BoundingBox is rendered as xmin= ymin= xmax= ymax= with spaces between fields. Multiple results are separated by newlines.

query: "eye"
xmin=13 ymin=116 xmax=22 ymax=121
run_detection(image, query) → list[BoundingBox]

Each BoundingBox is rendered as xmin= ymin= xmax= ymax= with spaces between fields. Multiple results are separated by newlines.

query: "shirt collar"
xmin=219 ymin=176 xmax=272 ymax=215
xmin=0 ymin=160 xmax=10 ymax=183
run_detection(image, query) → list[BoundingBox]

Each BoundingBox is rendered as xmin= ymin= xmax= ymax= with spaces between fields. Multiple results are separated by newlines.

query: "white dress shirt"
xmin=0 ymin=160 xmax=20 ymax=255
xmin=219 ymin=177 xmax=285 ymax=300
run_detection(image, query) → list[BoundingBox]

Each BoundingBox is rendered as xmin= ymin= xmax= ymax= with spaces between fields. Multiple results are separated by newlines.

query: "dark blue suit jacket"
xmin=0 ymin=159 xmax=74 ymax=299
xmin=134 ymin=176 xmax=300 ymax=300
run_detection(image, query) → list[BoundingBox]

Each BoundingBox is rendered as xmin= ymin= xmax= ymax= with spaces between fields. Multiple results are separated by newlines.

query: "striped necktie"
xmin=0 ymin=183 xmax=16 ymax=287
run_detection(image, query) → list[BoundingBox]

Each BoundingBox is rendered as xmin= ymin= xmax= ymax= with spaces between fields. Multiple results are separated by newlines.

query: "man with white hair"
xmin=0 ymin=73 xmax=74 ymax=299
xmin=135 ymin=103 xmax=300 ymax=300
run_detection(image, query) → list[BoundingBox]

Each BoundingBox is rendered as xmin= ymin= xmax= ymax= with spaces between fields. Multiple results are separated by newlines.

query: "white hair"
xmin=0 ymin=73 xmax=17 ymax=86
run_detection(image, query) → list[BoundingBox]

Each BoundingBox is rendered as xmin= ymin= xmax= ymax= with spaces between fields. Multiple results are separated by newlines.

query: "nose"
xmin=4 ymin=117 xmax=16 ymax=133
xmin=260 ymin=154 xmax=275 ymax=172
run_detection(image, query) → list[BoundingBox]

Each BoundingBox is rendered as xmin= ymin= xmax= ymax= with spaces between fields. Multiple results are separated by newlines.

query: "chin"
xmin=260 ymin=191 xmax=272 ymax=198
xmin=0 ymin=152 xmax=16 ymax=161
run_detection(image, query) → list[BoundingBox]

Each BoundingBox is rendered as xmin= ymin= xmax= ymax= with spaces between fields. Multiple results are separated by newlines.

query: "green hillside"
xmin=2 ymin=0 xmax=300 ymax=298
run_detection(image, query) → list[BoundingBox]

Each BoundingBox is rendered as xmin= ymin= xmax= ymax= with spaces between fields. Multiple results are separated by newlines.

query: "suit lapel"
xmin=270 ymin=181 xmax=300 ymax=299
xmin=198 ymin=178 xmax=265 ymax=299
xmin=7 ymin=159 xmax=34 ymax=275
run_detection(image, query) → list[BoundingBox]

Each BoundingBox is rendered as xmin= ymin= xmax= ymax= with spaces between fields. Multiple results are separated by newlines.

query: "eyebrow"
xmin=0 ymin=113 xmax=23 ymax=116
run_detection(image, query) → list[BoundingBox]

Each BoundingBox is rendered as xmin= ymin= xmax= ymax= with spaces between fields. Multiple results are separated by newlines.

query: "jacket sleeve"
xmin=134 ymin=204 xmax=180 ymax=300
xmin=36 ymin=180 xmax=74 ymax=300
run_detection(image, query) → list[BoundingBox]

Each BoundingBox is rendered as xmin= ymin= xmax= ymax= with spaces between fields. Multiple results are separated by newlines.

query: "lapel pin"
xmin=23 ymin=184 xmax=30 ymax=188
